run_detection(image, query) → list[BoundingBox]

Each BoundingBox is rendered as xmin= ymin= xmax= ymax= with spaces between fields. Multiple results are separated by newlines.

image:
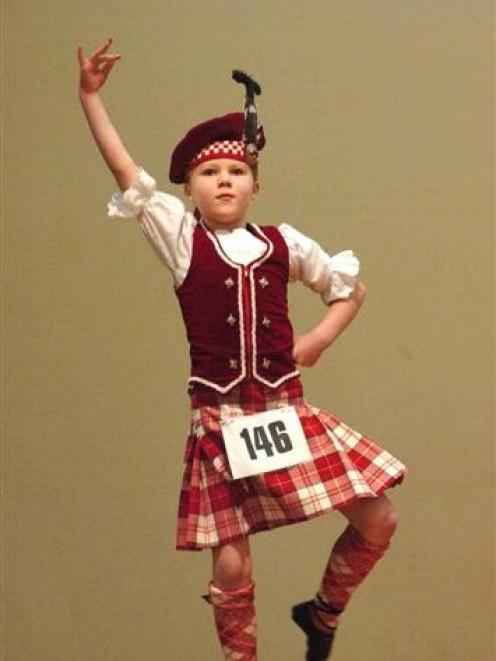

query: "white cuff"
xmin=107 ymin=167 xmax=157 ymax=219
xmin=324 ymin=250 xmax=360 ymax=303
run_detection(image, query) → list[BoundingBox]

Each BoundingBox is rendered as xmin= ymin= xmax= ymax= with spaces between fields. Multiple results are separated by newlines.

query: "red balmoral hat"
xmin=169 ymin=71 xmax=264 ymax=184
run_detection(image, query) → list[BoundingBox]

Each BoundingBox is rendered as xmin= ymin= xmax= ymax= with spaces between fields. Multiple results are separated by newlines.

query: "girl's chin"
xmin=202 ymin=215 xmax=246 ymax=230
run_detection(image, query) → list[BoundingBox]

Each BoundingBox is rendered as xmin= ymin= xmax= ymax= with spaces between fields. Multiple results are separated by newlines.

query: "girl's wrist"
xmin=79 ymin=86 xmax=98 ymax=100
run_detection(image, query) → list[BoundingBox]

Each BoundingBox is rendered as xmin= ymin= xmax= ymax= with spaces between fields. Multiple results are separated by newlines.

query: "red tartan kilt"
xmin=176 ymin=377 xmax=406 ymax=551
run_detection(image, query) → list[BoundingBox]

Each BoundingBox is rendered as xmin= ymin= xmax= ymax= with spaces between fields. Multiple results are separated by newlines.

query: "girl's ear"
xmin=184 ymin=182 xmax=192 ymax=199
xmin=252 ymin=181 xmax=260 ymax=196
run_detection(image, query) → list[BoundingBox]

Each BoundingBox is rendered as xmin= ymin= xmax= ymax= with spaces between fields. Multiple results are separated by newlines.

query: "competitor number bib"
xmin=221 ymin=406 xmax=312 ymax=479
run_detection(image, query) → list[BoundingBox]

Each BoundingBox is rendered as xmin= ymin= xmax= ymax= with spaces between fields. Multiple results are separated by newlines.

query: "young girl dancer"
xmin=78 ymin=38 xmax=406 ymax=660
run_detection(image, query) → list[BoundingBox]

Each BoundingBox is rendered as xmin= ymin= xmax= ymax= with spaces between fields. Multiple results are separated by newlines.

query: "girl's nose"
xmin=218 ymin=173 xmax=232 ymax=187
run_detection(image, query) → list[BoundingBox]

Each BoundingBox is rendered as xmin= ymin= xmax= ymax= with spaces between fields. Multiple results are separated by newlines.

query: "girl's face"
xmin=184 ymin=159 xmax=259 ymax=231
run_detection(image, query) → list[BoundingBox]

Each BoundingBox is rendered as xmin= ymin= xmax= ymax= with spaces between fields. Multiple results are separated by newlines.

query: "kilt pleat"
xmin=176 ymin=378 xmax=406 ymax=551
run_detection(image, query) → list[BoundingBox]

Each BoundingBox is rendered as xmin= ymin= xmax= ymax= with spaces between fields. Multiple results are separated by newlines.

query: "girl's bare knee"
xmin=369 ymin=499 xmax=398 ymax=543
xmin=213 ymin=559 xmax=252 ymax=591
xmin=384 ymin=506 xmax=399 ymax=535
xmin=211 ymin=539 xmax=252 ymax=590
xmin=340 ymin=495 xmax=399 ymax=545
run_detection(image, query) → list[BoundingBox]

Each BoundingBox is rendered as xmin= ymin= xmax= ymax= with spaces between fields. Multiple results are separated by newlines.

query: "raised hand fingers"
xmin=92 ymin=54 xmax=120 ymax=76
xmin=90 ymin=37 xmax=114 ymax=60
xmin=77 ymin=38 xmax=116 ymax=64
xmin=78 ymin=43 xmax=120 ymax=70
xmin=77 ymin=45 xmax=87 ymax=67
xmin=101 ymin=59 xmax=119 ymax=77
xmin=78 ymin=38 xmax=121 ymax=92
xmin=96 ymin=54 xmax=121 ymax=63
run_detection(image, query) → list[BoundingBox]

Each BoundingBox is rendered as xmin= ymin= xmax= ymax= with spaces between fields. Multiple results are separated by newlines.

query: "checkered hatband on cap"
xmin=188 ymin=140 xmax=247 ymax=170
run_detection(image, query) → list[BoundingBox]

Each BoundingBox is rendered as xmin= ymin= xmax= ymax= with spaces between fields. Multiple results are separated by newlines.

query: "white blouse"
xmin=107 ymin=168 xmax=360 ymax=304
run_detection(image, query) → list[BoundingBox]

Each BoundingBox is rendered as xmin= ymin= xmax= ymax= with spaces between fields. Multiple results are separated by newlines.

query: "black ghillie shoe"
xmin=291 ymin=601 xmax=336 ymax=660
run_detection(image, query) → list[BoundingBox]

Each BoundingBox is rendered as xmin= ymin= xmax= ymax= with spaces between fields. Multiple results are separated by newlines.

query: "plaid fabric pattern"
xmin=202 ymin=581 xmax=257 ymax=660
xmin=315 ymin=525 xmax=389 ymax=629
xmin=176 ymin=378 xmax=406 ymax=551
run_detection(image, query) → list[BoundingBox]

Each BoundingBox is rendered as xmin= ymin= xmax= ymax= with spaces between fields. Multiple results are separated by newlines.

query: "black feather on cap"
xmin=232 ymin=70 xmax=262 ymax=166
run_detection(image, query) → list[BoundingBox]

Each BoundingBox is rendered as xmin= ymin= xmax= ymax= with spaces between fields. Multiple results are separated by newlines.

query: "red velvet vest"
xmin=175 ymin=222 xmax=299 ymax=393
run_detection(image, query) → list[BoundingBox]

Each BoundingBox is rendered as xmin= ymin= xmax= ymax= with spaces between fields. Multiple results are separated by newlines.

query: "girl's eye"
xmin=198 ymin=165 xmax=217 ymax=175
xmin=232 ymin=167 xmax=246 ymax=175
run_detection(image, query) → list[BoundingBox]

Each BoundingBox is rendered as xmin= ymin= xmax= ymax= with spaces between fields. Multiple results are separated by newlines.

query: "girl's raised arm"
xmin=78 ymin=38 xmax=138 ymax=191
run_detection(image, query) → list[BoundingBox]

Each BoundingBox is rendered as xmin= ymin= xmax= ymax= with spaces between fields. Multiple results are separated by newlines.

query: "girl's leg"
xmin=203 ymin=537 xmax=257 ymax=660
xmin=211 ymin=536 xmax=253 ymax=590
xmin=312 ymin=494 xmax=399 ymax=632
xmin=292 ymin=495 xmax=398 ymax=660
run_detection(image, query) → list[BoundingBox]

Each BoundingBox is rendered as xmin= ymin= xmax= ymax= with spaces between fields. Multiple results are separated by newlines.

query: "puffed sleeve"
xmin=279 ymin=223 xmax=360 ymax=304
xmin=106 ymin=167 xmax=195 ymax=287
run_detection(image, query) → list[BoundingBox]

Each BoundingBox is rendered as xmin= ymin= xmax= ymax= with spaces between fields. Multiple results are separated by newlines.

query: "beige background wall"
xmin=3 ymin=1 xmax=494 ymax=660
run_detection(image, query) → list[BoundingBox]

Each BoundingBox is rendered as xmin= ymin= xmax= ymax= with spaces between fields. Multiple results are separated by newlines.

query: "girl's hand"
xmin=78 ymin=37 xmax=121 ymax=94
xmin=292 ymin=331 xmax=327 ymax=368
